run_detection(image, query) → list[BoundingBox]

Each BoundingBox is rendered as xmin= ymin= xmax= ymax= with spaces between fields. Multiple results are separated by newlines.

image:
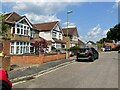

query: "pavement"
xmin=9 ymin=56 xmax=76 ymax=83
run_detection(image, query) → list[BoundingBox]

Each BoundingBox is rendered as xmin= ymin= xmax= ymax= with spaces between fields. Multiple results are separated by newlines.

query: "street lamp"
xmin=66 ymin=10 xmax=72 ymax=59
xmin=67 ymin=10 xmax=73 ymax=36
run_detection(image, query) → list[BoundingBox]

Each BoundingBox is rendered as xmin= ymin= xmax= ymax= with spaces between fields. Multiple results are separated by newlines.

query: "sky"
xmin=1 ymin=1 xmax=118 ymax=43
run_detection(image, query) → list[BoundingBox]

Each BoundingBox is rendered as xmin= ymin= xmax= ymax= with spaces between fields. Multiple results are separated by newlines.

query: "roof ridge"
xmin=33 ymin=21 xmax=58 ymax=25
xmin=5 ymin=12 xmax=21 ymax=21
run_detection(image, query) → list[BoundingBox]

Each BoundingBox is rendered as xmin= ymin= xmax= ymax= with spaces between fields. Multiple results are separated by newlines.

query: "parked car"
xmin=0 ymin=68 xmax=12 ymax=90
xmin=118 ymin=49 xmax=120 ymax=53
xmin=76 ymin=47 xmax=99 ymax=62
xmin=104 ymin=46 xmax=112 ymax=51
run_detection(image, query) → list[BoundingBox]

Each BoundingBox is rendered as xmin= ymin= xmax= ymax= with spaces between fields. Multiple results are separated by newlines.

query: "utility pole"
xmin=66 ymin=10 xmax=72 ymax=59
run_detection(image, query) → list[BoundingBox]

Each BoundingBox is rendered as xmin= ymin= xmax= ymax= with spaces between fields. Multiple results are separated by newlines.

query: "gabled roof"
xmin=78 ymin=39 xmax=85 ymax=45
xmin=4 ymin=12 xmax=33 ymax=27
xmin=53 ymin=38 xmax=66 ymax=44
xmin=62 ymin=27 xmax=79 ymax=37
xmin=5 ymin=12 xmax=22 ymax=23
xmin=86 ymin=41 xmax=96 ymax=45
xmin=33 ymin=21 xmax=58 ymax=31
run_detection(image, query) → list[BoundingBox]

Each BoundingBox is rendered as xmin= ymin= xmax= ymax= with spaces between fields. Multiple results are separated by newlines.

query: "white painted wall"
xmin=39 ymin=31 xmax=52 ymax=40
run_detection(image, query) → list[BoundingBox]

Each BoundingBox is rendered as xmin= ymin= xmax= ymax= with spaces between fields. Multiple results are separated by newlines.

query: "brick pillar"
xmin=2 ymin=40 xmax=11 ymax=72
xmin=3 ymin=40 xmax=10 ymax=56
xmin=2 ymin=56 xmax=11 ymax=72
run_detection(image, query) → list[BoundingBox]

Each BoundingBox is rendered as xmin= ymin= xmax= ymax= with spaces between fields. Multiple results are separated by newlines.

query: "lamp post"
xmin=66 ymin=10 xmax=72 ymax=59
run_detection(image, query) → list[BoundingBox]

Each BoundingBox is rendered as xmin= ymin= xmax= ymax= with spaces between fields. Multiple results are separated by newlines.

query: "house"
xmin=33 ymin=21 xmax=66 ymax=52
xmin=62 ymin=27 xmax=79 ymax=48
xmin=78 ymin=39 xmax=85 ymax=47
xmin=104 ymin=42 xmax=117 ymax=49
xmin=86 ymin=41 xmax=98 ymax=50
xmin=3 ymin=12 xmax=46 ymax=55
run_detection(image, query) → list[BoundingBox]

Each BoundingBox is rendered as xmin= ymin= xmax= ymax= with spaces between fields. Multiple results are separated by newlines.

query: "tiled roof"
xmin=33 ymin=21 xmax=58 ymax=31
xmin=53 ymin=38 xmax=66 ymax=44
xmin=5 ymin=12 xmax=22 ymax=23
xmin=62 ymin=27 xmax=79 ymax=36
xmin=31 ymin=37 xmax=46 ymax=42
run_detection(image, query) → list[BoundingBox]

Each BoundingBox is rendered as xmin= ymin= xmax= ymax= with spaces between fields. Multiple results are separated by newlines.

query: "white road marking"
xmin=13 ymin=81 xmax=26 ymax=86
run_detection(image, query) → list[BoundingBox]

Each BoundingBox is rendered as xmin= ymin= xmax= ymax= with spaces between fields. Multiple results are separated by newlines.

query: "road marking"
xmin=34 ymin=62 xmax=74 ymax=78
xmin=13 ymin=81 xmax=26 ymax=86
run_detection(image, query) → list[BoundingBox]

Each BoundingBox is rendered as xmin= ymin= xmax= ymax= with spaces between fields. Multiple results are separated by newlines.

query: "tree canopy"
xmin=107 ymin=23 xmax=120 ymax=42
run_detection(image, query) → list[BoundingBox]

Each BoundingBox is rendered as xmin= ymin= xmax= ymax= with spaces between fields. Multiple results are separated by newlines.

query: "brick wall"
xmin=1 ymin=56 xmax=11 ymax=72
xmin=3 ymin=40 xmax=10 ymax=56
xmin=11 ymin=53 xmax=67 ymax=64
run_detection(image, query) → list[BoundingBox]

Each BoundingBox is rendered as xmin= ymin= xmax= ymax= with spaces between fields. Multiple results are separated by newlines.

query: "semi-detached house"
xmin=62 ymin=27 xmax=79 ymax=48
xmin=33 ymin=21 xmax=66 ymax=52
xmin=3 ymin=12 xmax=46 ymax=55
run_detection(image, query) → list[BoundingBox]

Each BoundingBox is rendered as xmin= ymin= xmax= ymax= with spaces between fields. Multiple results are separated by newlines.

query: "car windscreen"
xmin=79 ymin=48 xmax=89 ymax=53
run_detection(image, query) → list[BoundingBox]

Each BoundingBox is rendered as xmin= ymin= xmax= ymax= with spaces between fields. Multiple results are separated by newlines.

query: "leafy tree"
xmin=69 ymin=46 xmax=80 ymax=52
xmin=0 ymin=14 xmax=10 ymax=55
xmin=107 ymin=23 xmax=120 ymax=42
xmin=96 ymin=38 xmax=113 ymax=44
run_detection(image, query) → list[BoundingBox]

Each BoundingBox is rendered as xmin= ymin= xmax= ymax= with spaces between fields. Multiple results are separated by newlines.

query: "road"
xmin=13 ymin=51 xmax=118 ymax=88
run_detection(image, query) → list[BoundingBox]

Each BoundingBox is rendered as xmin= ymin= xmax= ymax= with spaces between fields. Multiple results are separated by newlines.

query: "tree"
xmin=0 ymin=14 xmax=10 ymax=56
xmin=96 ymin=38 xmax=112 ymax=44
xmin=0 ymin=14 xmax=10 ymax=40
xmin=107 ymin=23 xmax=120 ymax=42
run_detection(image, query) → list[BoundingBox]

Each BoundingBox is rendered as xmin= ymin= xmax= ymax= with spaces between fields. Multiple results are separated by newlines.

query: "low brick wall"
xmin=11 ymin=53 xmax=66 ymax=64
xmin=0 ymin=56 xmax=11 ymax=72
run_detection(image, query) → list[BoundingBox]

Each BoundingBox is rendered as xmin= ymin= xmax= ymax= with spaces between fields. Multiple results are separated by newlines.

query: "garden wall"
xmin=10 ymin=53 xmax=68 ymax=64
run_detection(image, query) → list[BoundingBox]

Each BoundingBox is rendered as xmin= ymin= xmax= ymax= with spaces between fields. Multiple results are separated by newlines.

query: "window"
xmin=15 ymin=22 xmax=30 ymax=36
xmin=16 ymin=46 xmax=19 ymax=54
xmin=17 ymin=28 xmax=20 ymax=34
xmin=59 ymin=33 xmax=61 ymax=40
xmin=21 ymin=29 xmax=23 ymax=35
xmin=10 ymin=42 xmax=31 ymax=55
xmin=52 ymin=32 xmax=57 ymax=38
xmin=10 ymin=46 xmax=14 ymax=54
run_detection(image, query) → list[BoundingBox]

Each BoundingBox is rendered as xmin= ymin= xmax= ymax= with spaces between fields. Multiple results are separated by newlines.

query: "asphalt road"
xmin=13 ymin=51 xmax=118 ymax=88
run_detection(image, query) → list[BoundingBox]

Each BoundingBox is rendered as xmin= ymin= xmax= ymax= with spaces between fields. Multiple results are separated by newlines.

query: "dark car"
xmin=104 ymin=46 xmax=112 ymax=51
xmin=0 ymin=68 xmax=12 ymax=90
xmin=76 ymin=47 xmax=99 ymax=62
xmin=118 ymin=49 xmax=120 ymax=53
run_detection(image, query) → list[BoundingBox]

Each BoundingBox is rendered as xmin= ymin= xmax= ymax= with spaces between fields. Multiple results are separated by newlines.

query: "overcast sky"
xmin=1 ymin=1 xmax=118 ymax=43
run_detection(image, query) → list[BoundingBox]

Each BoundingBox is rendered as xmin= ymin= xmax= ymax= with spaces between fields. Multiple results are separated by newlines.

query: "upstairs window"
xmin=52 ymin=32 xmax=57 ymax=39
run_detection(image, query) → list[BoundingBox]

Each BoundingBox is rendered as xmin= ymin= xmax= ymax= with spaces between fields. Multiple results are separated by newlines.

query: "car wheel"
xmin=2 ymin=81 xmax=11 ymax=90
xmin=90 ymin=56 xmax=94 ymax=62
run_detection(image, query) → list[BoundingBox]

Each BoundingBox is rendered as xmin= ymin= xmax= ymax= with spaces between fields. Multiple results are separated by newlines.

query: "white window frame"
xmin=10 ymin=41 xmax=31 ymax=55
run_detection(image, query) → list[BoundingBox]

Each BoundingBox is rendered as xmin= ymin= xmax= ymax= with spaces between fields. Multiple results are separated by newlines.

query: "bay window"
xmin=10 ymin=42 xmax=31 ymax=55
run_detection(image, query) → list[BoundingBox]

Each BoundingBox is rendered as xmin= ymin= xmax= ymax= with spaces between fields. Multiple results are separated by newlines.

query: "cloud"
xmin=102 ymin=29 xmax=109 ymax=37
xmin=2 ymin=0 xmax=117 ymax=2
xmin=79 ymin=24 xmax=102 ymax=42
xmin=62 ymin=22 xmax=76 ymax=28
xmin=12 ymin=2 xmax=73 ymax=15
xmin=87 ymin=24 xmax=101 ymax=36
xmin=25 ymin=13 xmax=61 ymax=23
xmin=11 ymin=2 xmax=74 ymax=23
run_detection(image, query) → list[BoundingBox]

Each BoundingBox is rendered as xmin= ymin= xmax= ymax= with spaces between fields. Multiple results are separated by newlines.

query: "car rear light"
xmin=87 ymin=52 xmax=93 ymax=56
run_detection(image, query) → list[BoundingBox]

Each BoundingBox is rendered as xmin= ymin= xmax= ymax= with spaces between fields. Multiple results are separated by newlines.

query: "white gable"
xmin=16 ymin=17 xmax=32 ymax=28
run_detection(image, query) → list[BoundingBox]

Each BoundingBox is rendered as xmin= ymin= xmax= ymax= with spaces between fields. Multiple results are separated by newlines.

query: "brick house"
xmin=33 ymin=21 xmax=66 ymax=52
xmin=3 ymin=12 xmax=46 ymax=55
xmin=62 ymin=27 xmax=79 ymax=48
xmin=104 ymin=42 xmax=117 ymax=49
